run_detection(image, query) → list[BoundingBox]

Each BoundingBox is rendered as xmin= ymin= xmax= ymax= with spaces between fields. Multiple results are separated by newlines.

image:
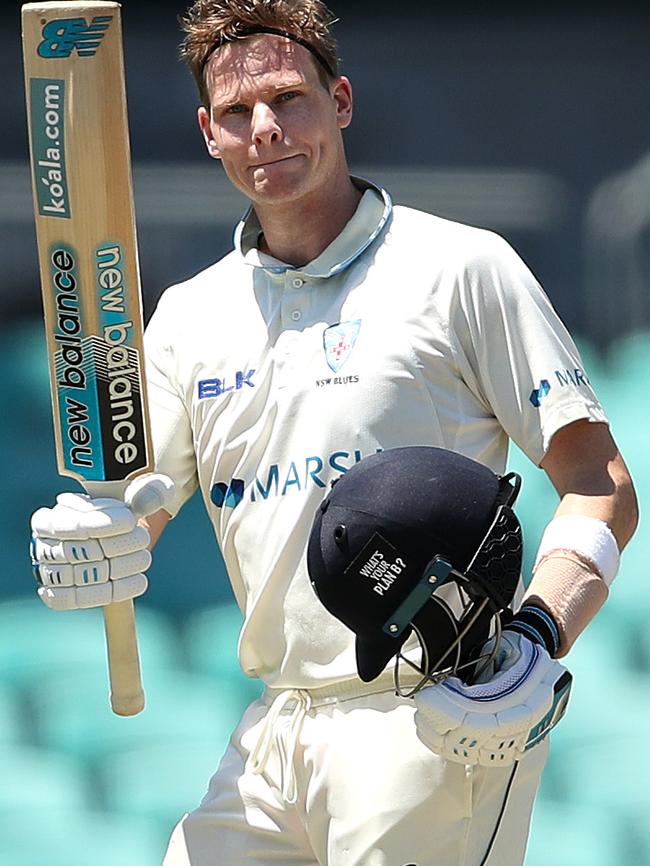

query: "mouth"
xmin=251 ymin=154 xmax=302 ymax=170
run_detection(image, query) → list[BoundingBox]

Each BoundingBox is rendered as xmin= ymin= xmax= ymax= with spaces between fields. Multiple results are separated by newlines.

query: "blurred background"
xmin=1 ymin=0 xmax=649 ymax=863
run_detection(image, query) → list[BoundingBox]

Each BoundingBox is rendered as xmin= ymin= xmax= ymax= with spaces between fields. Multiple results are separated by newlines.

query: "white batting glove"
xmin=30 ymin=474 xmax=175 ymax=612
xmin=413 ymin=631 xmax=572 ymax=767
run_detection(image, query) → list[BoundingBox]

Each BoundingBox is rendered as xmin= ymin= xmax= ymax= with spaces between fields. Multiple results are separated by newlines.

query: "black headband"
xmin=201 ymin=26 xmax=337 ymax=79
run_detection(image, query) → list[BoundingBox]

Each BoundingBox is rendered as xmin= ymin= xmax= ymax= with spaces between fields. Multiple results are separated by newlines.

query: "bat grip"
xmin=85 ymin=480 xmax=145 ymax=716
xmin=103 ymin=599 xmax=145 ymax=716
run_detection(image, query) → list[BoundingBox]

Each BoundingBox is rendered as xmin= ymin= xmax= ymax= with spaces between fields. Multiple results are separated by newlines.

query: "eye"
xmin=225 ymin=103 xmax=247 ymax=115
xmin=277 ymin=91 xmax=300 ymax=103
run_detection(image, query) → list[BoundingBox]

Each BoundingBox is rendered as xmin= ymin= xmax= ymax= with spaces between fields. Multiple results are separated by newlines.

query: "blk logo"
xmin=323 ymin=320 xmax=361 ymax=373
xmin=38 ymin=16 xmax=113 ymax=58
xmin=211 ymin=479 xmax=245 ymax=509
xmin=198 ymin=370 xmax=256 ymax=399
xmin=529 ymin=379 xmax=551 ymax=408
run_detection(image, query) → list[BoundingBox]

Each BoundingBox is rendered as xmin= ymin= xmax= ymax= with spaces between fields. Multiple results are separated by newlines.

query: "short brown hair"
xmin=179 ymin=0 xmax=340 ymax=106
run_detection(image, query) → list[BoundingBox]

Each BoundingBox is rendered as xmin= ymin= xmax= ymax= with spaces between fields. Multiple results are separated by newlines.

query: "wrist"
xmin=523 ymin=553 xmax=608 ymax=657
xmin=505 ymin=603 xmax=561 ymax=658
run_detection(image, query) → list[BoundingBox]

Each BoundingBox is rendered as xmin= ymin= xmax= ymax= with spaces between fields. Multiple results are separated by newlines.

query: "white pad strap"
xmin=534 ymin=514 xmax=619 ymax=588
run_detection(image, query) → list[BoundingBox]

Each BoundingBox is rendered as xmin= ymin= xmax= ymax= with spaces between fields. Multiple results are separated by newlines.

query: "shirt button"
xmin=292 ymin=278 xmax=304 ymax=288
xmin=291 ymin=310 xmax=302 ymax=321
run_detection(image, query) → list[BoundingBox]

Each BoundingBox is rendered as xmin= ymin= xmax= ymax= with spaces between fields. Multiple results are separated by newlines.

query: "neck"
xmin=254 ymin=175 xmax=363 ymax=267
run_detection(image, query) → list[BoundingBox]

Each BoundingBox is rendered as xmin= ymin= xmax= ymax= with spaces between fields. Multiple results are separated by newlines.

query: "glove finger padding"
xmin=31 ymin=494 xmax=137 ymax=539
xmin=35 ymin=549 xmax=151 ymax=588
xmin=414 ymin=632 xmax=572 ymax=767
xmin=31 ymin=526 xmax=150 ymax=566
xmin=38 ymin=573 xmax=148 ymax=610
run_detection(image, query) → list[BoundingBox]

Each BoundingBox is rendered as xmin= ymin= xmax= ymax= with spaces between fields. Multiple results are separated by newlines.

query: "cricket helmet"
xmin=307 ymin=446 xmax=523 ymax=684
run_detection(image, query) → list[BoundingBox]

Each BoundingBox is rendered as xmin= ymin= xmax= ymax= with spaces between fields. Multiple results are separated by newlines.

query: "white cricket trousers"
xmin=163 ymin=673 xmax=548 ymax=866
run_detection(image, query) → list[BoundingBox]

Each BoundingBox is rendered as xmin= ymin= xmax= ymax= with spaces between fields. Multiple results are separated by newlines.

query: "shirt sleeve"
xmin=450 ymin=231 xmax=608 ymax=466
xmin=144 ymin=288 xmax=198 ymax=517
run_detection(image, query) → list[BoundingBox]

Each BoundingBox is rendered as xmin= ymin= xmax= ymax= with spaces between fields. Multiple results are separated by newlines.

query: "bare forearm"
xmin=519 ymin=420 xmax=638 ymax=656
xmin=541 ymin=421 xmax=638 ymax=548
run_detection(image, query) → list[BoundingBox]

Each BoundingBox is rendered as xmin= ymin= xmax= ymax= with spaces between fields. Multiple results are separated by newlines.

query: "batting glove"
xmin=30 ymin=473 xmax=174 ymax=611
xmin=413 ymin=631 xmax=572 ymax=767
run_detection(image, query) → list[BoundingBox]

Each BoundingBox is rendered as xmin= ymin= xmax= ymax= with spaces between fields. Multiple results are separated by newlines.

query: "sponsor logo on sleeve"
xmin=529 ymin=379 xmax=551 ymax=408
xmin=529 ymin=367 xmax=592 ymax=408
xmin=554 ymin=367 xmax=591 ymax=388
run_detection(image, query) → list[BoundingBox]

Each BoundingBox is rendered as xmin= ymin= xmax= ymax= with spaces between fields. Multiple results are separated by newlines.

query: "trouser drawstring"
xmin=246 ymin=688 xmax=312 ymax=805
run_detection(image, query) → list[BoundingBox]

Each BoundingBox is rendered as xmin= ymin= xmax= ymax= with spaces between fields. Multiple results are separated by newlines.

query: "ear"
xmin=332 ymin=76 xmax=354 ymax=130
xmin=197 ymin=105 xmax=221 ymax=159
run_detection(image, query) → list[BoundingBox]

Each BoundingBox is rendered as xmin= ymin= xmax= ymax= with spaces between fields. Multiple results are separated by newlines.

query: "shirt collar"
xmin=233 ymin=176 xmax=392 ymax=279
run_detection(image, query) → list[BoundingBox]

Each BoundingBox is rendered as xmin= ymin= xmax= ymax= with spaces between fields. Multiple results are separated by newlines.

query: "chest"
xmin=181 ymin=262 xmax=458 ymax=441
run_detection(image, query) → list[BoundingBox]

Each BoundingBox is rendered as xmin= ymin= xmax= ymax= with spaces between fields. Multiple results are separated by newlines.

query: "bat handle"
xmin=103 ymin=599 xmax=145 ymax=716
xmin=85 ymin=479 xmax=145 ymax=716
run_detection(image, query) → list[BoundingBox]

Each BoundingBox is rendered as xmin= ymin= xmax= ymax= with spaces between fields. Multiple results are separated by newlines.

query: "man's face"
xmin=198 ymin=35 xmax=353 ymax=206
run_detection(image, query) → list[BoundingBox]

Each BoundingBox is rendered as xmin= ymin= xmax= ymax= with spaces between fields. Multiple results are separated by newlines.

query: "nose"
xmin=251 ymin=102 xmax=283 ymax=147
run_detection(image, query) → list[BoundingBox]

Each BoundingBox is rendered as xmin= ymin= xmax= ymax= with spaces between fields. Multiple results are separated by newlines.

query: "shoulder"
xmin=155 ymin=250 xmax=242 ymax=315
xmin=145 ymin=250 xmax=244 ymax=352
xmin=386 ymin=205 xmax=549 ymax=326
xmin=389 ymin=204 xmax=518 ymax=273
xmin=152 ymin=251 xmax=243 ymax=328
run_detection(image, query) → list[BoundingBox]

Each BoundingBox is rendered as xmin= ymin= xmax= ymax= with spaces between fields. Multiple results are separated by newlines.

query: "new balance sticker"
xmin=323 ymin=320 xmax=361 ymax=373
xmin=37 ymin=16 xmax=113 ymax=59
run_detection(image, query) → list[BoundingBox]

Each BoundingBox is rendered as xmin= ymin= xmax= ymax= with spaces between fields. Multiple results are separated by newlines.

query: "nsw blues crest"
xmin=323 ymin=320 xmax=361 ymax=373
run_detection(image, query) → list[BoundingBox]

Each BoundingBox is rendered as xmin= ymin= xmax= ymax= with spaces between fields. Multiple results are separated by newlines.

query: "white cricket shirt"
xmin=145 ymin=177 xmax=607 ymax=689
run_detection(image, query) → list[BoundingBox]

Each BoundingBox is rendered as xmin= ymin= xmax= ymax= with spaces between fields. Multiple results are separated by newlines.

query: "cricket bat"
xmin=22 ymin=1 xmax=151 ymax=716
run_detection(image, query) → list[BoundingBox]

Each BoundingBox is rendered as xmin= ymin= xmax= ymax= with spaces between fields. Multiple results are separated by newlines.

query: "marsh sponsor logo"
xmin=530 ymin=367 xmax=591 ymax=409
xmin=210 ymin=446 xmax=382 ymax=509
xmin=30 ymin=78 xmax=70 ymax=218
xmin=555 ymin=367 xmax=591 ymax=388
xmin=529 ymin=379 xmax=551 ymax=408
xmin=210 ymin=479 xmax=245 ymax=509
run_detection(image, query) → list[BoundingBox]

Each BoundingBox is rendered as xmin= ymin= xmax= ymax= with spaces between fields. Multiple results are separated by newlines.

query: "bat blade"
xmin=22 ymin=1 xmax=151 ymax=715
